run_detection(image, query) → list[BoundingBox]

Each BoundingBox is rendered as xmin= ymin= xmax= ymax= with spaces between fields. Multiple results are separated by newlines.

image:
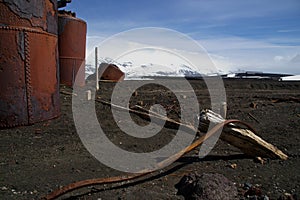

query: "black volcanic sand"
xmin=0 ymin=79 xmax=300 ymax=200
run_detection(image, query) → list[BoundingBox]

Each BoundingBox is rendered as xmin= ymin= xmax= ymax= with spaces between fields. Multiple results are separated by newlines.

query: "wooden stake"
xmin=95 ymin=47 xmax=99 ymax=90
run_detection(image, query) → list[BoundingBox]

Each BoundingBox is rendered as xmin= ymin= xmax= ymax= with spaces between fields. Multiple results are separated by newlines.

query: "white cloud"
xmin=274 ymin=56 xmax=285 ymax=62
xmin=290 ymin=54 xmax=300 ymax=63
xmin=277 ymin=29 xmax=300 ymax=33
xmin=198 ymin=36 xmax=300 ymax=74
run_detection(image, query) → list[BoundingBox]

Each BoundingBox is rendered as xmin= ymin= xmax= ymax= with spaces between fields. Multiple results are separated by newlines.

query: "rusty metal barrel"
xmin=0 ymin=0 xmax=60 ymax=128
xmin=58 ymin=12 xmax=87 ymax=87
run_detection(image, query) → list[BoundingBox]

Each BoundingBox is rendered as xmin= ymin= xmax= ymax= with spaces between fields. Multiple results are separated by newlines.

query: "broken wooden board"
xmin=220 ymin=126 xmax=288 ymax=160
xmin=201 ymin=110 xmax=288 ymax=160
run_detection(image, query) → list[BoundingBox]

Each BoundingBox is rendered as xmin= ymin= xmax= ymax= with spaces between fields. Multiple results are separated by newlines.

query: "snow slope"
xmin=85 ymin=57 xmax=215 ymax=80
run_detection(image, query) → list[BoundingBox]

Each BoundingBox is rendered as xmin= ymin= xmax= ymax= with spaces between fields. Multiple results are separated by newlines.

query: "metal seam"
xmin=24 ymin=31 xmax=33 ymax=124
xmin=59 ymin=56 xmax=85 ymax=60
xmin=0 ymin=26 xmax=57 ymax=37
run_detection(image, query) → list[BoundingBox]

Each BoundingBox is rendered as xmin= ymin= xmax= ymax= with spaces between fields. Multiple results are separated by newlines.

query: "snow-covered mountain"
xmin=85 ymin=57 xmax=208 ymax=80
xmin=124 ymin=63 xmax=202 ymax=78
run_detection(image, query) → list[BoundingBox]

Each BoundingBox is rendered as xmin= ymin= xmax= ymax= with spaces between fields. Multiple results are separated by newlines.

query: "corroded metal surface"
xmin=99 ymin=64 xmax=125 ymax=82
xmin=0 ymin=28 xmax=28 ymax=127
xmin=27 ymin=31 xmax=60 ymax=124
xmin=58 ymin=13 xmax=87 ymax=86
xmin=0 ymin=0 xmax=58 ymax=34
xmin=0 ymin=0 xmax=60 ymax=128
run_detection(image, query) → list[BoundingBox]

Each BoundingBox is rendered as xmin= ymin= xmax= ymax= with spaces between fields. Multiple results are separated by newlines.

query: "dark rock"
xmin=175 ymin=172 xmax=238 ymax=200
xmin=243 ymin=183 xmax=253 ymax=190
xmin=242 ymin=185 xmax=271 ymax=200
xmin=244 ymin=186 xmax=263 ymax=196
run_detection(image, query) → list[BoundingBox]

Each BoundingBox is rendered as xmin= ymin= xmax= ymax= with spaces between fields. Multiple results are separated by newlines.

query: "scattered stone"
xmin=227 ymin=163 xmax=237 ymax=169
xmin=244 ymin=185 xmax=262 ymax=196
xmin=261 ymin=195 xmax=270 ymax=200
xmin=243 ymin=183 xmax=253 ymax=190
xmin=254 ymin=157 xmax=265 ymax=165
xmin=133 ymin=91 xmax=138 ymax=97
xmin=180 ymin=95 xmax=187 ymax=99
xmin=1 ymin=186 xmax=8 ymax=191
xmin=43 ymin=122 xmax=50 ymax=127
xmin=35 ymin=128 xmax=42 ymax=134
xmin=175 ymin=172 xmax=238 ymax=200
xmin=242 ymin=185 xmax=270 ymax=200
xmin=278 ymin=193 xmax=298 ymax=200
xmin=250 ymin=102 xmax=258 ymax=109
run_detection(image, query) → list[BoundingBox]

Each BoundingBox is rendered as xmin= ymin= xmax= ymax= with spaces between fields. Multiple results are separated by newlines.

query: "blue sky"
xmin=65 ymin=0 xmax=300 ymax=74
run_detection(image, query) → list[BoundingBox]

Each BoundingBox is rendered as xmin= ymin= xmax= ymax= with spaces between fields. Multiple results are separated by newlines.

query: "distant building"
xmin=224 ymin=71 xmax=292 ymax=80
xmin=279 ymin=75 xmax=300 ymax=81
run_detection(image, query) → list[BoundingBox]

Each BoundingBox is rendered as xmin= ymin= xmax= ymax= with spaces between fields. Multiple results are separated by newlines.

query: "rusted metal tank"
xmin=58 ymin=12 xmax=87 ymax=87
xmin=0 ymin=0 xmax=60 ymax=128
xmin=99 ymin=63 xmax=125 ymax=82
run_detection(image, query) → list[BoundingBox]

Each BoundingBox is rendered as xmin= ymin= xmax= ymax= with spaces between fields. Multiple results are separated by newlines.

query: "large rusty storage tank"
xmin=58 ymin=12 xmax=87 ymax=87
xmin=0 ymin=0 xmax=60 ymax=128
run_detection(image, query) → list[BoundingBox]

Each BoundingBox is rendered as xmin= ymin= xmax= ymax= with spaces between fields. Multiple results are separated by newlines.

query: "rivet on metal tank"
xmin=58 ymin=8 xmax=87 ymax=87
xmin=0 ymin=0 xmax=60 ymax=128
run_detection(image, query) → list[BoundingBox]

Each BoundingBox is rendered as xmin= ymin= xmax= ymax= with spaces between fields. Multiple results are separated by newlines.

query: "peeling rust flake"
xmin=46 ymin=11 xmax=57 ymax=34
xmin=1 ymin=0 xmax=58 ymax=34
xmin=2 ymin=0 xmax=44 ymax=19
